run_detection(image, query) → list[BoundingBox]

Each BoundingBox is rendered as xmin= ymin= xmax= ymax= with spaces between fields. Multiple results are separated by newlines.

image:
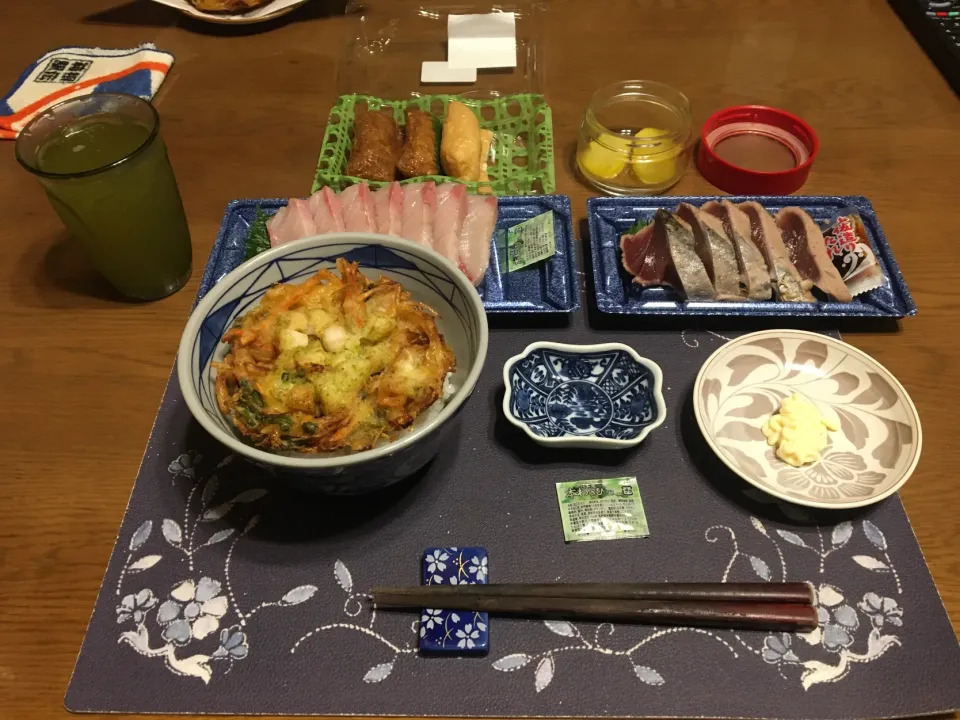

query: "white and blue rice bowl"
xmin=177 ymin=233 xmax=489 ymax=493
xmin=502 ymin=341 xmax=666 ymax=449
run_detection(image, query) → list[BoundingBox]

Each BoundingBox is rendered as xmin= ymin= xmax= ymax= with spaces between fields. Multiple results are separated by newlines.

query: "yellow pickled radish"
xmin=579 ymin=134 xmax=631 ymax=180
xmin=631 ymin=127 xmax=680 ymax=185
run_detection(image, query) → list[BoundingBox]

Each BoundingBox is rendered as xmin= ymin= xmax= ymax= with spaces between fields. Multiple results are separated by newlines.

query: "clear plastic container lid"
xmin=338 ymin=0 xmax=545 ymax=98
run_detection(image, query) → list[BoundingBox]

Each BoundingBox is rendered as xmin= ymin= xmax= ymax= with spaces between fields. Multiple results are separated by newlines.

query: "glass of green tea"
xmin=16 ymin=93 xmax=192 ymax=301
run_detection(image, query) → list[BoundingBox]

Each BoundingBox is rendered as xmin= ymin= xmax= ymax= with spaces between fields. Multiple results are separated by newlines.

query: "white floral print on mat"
xmin=491 ymin=516 xmax=903 ymax=692
xmin=292 ymin=559 xmax=417 ymax=683
xmin=114 ymin=452 xmax=318 ymax=684
xmin=291 ymin=549 xmax=490 ymax=682
xmin=114 ymin=451 xmax=905 ymax=692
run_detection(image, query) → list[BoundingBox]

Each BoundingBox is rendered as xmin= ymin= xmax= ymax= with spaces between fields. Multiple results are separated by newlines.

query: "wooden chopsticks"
xmin=370 ymin=582 xmax=818 ymax=632
xmin=374 ymin=582 xmax=813 ymax=604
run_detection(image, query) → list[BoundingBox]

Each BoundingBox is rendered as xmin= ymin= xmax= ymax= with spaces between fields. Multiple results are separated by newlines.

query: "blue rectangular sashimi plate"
xmin=586 ymin=195 xmax=916 ymax=318
xmin=199 ymin=195 xmax=580 ymax=313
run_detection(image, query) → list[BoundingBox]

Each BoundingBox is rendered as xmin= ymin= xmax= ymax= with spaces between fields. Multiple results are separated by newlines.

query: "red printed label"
xmin=824 ymin=215 xmax=858 ymax=258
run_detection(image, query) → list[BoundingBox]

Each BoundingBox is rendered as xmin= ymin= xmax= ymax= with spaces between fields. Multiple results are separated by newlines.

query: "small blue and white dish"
xmin=502 ymin=341 xmax=666 ymax=449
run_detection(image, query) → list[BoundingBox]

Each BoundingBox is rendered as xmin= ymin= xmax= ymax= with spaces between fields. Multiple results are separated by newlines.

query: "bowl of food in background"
xmin=155 ymin=0 xmax=307 ymax=25
xmin=177 ymin=234 xmax=488 ymax=493
xmin=693 ymin=329 xmax=921 ymax=510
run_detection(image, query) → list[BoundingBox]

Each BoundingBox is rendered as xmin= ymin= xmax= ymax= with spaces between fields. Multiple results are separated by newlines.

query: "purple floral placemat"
xmin=65 ymin=326 xmax=960 ymax=718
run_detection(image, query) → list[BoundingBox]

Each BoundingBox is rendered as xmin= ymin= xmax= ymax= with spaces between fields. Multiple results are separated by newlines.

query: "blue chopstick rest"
xmin=419 ymin=546 xmax=489 ymax=655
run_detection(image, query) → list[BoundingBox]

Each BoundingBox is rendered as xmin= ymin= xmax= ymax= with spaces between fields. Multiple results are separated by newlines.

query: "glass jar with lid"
xmin=577 ymin=80 xmax=693 ymax=195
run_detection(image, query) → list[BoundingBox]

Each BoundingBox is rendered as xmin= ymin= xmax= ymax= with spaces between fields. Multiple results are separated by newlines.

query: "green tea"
xmin=38 ymin=114 xmax=150 ymax=174
xmin=36 ymin=112 xmax=191 ymax=300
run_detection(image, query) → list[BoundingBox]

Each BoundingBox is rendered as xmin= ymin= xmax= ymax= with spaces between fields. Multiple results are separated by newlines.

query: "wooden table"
xmin=1 ymin=0 xmax=958 ymax=717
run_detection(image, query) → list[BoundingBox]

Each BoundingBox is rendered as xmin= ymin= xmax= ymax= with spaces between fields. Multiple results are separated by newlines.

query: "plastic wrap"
xmin=338 ymin=1 xmax=545 ymax=97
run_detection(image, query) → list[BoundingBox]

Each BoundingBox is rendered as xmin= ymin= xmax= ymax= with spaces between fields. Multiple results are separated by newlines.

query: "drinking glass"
xmin=16 ymin=93 xmax=192 ymax=300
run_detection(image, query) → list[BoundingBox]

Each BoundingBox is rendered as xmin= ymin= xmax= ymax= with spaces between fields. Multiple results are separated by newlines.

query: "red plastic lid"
xmin=697 ymin=105 xmax=819 ymax=195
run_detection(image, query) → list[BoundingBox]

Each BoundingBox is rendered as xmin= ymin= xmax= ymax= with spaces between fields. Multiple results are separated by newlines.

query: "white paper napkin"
xmin=447 ymin=12 xmax=517 ymax=70
xmin=420 ymin=61 xmax=478 ymax=84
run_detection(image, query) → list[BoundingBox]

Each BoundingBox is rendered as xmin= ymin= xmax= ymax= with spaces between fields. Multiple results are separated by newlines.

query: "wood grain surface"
xmin=0 ymin=0 xmax=958 ymax=718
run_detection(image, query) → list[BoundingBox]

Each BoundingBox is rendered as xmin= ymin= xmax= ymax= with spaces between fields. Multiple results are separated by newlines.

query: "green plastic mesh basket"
xmin=312 ymin=93 xmax=555 ymax=196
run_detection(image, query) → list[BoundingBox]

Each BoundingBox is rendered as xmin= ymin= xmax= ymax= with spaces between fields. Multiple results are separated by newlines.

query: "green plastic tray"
xmin=311 ymin=93 xmax=555 ymax=196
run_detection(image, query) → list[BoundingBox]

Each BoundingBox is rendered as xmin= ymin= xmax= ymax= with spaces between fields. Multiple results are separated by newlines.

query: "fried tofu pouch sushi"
xmin=346 ymin=111 xmax=402 ymax=182
xmin=397 ymin=109 xmax=439 ymax=178
xmin=441 ymin=101 xmax=482 ymax=182
xmin=477 ymin=128 xmax=494 ymax=191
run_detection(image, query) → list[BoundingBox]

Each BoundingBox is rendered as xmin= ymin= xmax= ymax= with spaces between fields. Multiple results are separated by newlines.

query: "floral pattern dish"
xmin=503 ymin=342 xmax=666 ymax=449
xmin=693 ymin=330 xmax=922 ymax=509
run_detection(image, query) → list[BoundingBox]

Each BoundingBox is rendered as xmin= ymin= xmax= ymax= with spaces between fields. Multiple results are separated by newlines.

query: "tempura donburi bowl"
xmin=177 ymin=233 xmax=488 ymax=493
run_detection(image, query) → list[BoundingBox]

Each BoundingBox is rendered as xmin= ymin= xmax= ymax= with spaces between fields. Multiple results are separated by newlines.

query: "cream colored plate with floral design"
xmin=693 ymin=330 xmax=921 ymax=509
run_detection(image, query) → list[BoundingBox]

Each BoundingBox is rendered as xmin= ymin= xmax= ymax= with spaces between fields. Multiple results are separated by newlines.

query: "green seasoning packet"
xmin=506 ymin=210 xmax=556 ymax=271
xmin=555 ymin=477 xmax=649 ymax=543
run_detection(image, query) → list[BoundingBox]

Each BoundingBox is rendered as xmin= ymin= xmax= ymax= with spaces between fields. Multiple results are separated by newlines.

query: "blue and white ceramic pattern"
xmin=420 ymin=547 xmax=489 ymax=656
xmin=502 ymin=342 xmax=666 ymax=449
xmin=177 ymin=234 xmax=488 ymax=493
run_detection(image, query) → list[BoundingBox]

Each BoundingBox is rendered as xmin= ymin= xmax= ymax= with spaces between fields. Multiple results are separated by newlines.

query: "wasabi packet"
xmin=500 ymin=210 xmax=556 ymax=272
xmin=555 ymin=477 xmax=649 ymax=543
